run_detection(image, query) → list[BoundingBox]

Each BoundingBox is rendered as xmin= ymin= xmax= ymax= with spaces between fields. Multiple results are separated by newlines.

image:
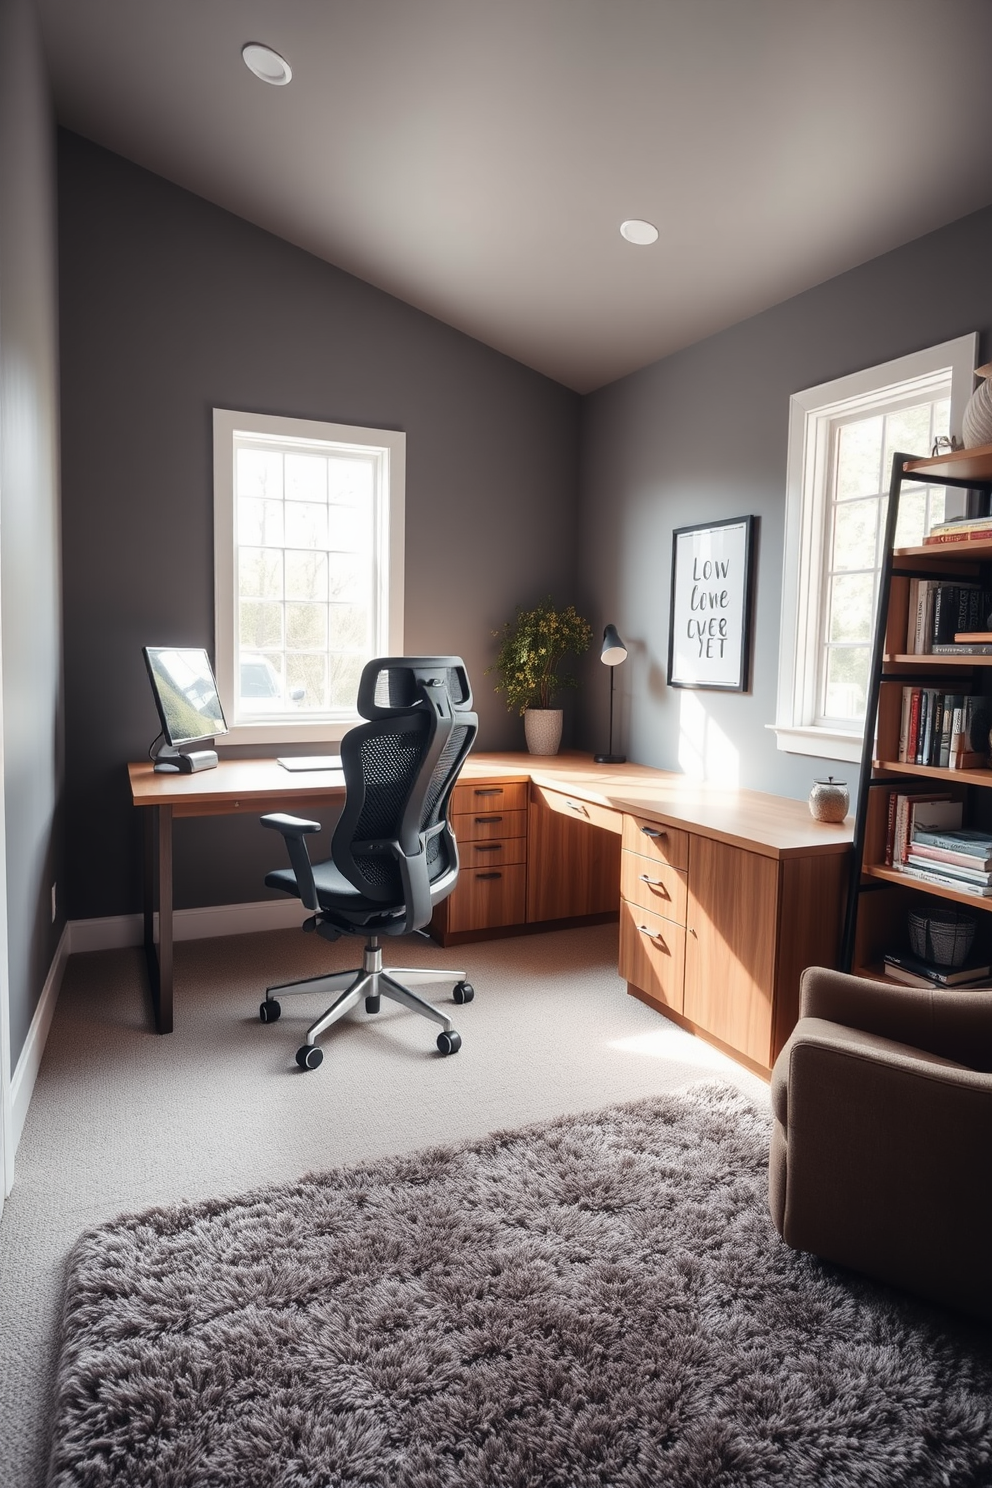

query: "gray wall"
xmin=578 ymin=205 xmax=992 ymax=799
xmin=0 ymin=0 xmax=64 ymax=1066
xmin=58 ymin=132 xmax=580 ymax=922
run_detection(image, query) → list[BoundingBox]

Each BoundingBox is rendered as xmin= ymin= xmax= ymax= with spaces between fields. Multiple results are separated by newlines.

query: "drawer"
xmin=458 ymin=836 xmax=527 ymax=870
xmin=621 ymin=849 xmax=687 ymax=925
xmin=618 ymin=900 xmax=685 ymax=1014
xmin=451 ymin=780 xmax=528 ymax=815
xmin=622 ymin=813 xmax=688 ymax=870
xmin=444 ymin=862 xmax=527 ymax=934
xmin=533 ymin=784 xmax=622 ymax=835
xmin=451 ymin=808 xmax=528 ymax=843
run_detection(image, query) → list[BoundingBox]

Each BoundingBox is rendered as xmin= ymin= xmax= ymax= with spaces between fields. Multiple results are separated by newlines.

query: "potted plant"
xmin=489 ymin=598 xmax=592 ymax=754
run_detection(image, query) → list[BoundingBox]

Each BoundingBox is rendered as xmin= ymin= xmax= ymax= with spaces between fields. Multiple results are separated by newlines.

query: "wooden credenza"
xmin=432 ymin=753 xmax=853 ymax=1077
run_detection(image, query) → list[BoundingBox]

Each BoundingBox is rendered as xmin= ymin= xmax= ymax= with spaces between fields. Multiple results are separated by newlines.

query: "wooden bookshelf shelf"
xmin=865 ymin=864 xmax=992 ymax=910
xmin=873 ymin=759 xmax=992 ymax=787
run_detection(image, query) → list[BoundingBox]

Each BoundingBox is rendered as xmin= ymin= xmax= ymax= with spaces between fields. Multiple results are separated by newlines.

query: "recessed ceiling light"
xmin=242 ymin=43 xmax=293 ymax=86
xmin=620 ymin=219 xmax=659 ymax=246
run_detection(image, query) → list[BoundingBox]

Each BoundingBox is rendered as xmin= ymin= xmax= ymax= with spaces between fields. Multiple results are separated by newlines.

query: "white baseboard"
xmin=10 ymin=922 xmax=70 ymax=1163
xmin=67 ymin=897 xmax=306 ymax=954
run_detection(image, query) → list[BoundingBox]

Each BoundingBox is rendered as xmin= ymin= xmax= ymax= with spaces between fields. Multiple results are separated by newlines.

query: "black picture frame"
xmin=667 ymin=515 xmax=756 ymax=691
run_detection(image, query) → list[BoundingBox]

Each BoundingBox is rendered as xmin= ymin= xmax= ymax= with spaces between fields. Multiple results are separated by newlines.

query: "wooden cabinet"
xmin=619 ymin=817 xmax=849 ymax=1074
xmin=845 ymin=443 xmax=992 ymax=976
xmin=526 ymin=784 xmax=620 ymax=923
xmin=440 ymin=778 xmax=528 ymax=936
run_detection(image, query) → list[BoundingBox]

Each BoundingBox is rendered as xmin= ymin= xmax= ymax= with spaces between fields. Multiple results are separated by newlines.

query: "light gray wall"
xmin=58 ymin=132 xmax=580 ymax=922
xmin=0 ymin=0 xmax=64 ymax=1066
xmin=578 ymin=205 xmax=992 ymax=800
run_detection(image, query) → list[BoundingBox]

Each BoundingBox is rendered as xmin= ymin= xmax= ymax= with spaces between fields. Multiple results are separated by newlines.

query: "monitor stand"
xmin=152 ymin=744 xmax=219 ymax=774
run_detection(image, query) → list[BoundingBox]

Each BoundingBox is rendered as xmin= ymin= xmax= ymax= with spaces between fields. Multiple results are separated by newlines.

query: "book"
xmin=891 ymin=793 xmax=956 ymax=866
xmin=911 ymin=826 xmax=992 ymax=857
xmin=883 ymin=962 xmax=992 ymax=989
xmin=933 ymin=643 xmax=992 ymax=655
xmin=924 ymin=528 xmax=992 ymax=545
xmin=910 ymin=840 xmax=992 ymax=870
xmin=893 ymin=863 xmax=992 ymax=896
xmin=883 ymin=950 xmax=992 ymax=986
xmin=905 ymin=854 xmax=992 ymax=886
xmin=898 ymin=685 xmax=913 ymax=764
xmin=928 ymin=516 xmax=992 ymax=536
xmin=955 ymin=632 xmax=992 ymax=643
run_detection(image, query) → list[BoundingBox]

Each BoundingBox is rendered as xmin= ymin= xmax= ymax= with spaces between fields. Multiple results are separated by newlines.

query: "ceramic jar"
xmin=808 ymin=776 xmax=849 ymax=823
xmin=962 ymin=363 xmax=992 ymax=449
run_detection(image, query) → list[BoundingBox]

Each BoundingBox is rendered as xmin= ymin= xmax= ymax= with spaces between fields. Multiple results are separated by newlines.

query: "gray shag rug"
xmin=48 ymin=1082 xmax=992 ymax=1487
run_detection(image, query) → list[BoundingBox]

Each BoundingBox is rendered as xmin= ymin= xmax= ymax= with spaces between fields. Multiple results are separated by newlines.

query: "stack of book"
xmin=896 ymin=688 xmax=985 ymax=769
xmin=899 ymin=824 xmax=992 ymax=898
xmin=903 ymin=579 xmax=991 ymax=653
xmin=883 ymin=949 xmax=992 ymax=989
xmin=923 ymin=516 xmax=992 ymax=547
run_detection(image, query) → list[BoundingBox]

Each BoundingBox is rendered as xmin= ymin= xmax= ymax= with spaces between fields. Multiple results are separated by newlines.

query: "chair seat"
xmin=265 ymin=858 xmax=371 ymax=911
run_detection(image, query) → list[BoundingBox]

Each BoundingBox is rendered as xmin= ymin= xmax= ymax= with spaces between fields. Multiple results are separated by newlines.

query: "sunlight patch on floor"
xmin=608 ymin=1026 xmax=736 ymax=1070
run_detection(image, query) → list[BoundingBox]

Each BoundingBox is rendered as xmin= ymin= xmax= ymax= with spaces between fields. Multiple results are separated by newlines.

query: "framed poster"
xmin=667 ymin=516 xmax=755 ymax=691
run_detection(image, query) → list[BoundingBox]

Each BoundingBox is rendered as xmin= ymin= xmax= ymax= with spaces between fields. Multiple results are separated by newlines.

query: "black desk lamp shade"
xmin=594 ymin=625 xmax=627 ymax=764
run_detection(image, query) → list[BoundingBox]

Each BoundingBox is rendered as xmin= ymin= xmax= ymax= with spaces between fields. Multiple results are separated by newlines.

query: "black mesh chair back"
xmin=331 ymin=657 xmax=477 ymax=925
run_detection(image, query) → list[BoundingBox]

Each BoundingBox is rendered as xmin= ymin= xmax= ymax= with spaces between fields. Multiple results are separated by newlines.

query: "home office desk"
xmin=129 ymin=752 xmax=852 ymax=1071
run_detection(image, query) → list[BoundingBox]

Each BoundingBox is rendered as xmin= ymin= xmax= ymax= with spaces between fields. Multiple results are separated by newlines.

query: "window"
xmin=213 ymin=409 xmax=405 ymax=744
xmin=773 ymin=334 xmax=977 ymax=763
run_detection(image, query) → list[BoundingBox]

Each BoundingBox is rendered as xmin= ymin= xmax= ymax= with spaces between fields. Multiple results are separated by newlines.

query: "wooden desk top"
xmin=129 ymin=750 xmax=852 ymax=859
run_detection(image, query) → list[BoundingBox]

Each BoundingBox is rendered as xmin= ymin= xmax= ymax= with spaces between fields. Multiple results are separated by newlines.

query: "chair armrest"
xmin=260 ymin=813 xmax=321 ymax=836
xmin=798 ymin=965 xmax=992 ymax=1071
xmin=260 ymin=813 xmax=321 ymax=912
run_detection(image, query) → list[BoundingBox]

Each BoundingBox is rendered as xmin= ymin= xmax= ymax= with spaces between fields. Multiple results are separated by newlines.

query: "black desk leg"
xmin=143 ymin=805 xmax=174 ymax=1033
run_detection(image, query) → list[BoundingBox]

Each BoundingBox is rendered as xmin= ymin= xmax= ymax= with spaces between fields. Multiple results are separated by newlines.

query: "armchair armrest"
xmin=260 ymin=813 xmax=321 ymax=912
xmin=798 ymin=966 xmax=992 ymax=1071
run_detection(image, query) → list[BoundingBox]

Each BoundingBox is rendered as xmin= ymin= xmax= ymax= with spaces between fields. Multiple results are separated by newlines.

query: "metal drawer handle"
xmin=474 ymin=788 xmax=503 ymax=796
xmin=477 ymin=871 xmax=503 ymax=881
xmin=566 ymin=798 xmax=589 ymax=814
xmin=637 ymin=924 xmax=666 ymax=946
xmin=639 ymin=874 xmax=669 ymax=895
xmin=474 ymin=815 xmax=503 ymax=824
xmin=640 ymin=825 xmax=667 ymax=839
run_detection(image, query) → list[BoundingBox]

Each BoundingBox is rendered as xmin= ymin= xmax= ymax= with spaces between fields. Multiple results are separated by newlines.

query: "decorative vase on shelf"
xmin=524 ymin=708 xmax=563 ymax=756
xmin=962 ymin=363 xmax=992 ymax=449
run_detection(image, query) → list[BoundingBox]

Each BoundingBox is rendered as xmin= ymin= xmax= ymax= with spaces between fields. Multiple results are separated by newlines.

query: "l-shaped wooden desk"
xmin=129 ymin=751 xmax=853 ymax=1076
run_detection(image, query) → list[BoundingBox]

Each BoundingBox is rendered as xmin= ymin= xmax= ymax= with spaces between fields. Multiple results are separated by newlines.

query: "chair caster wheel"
xmin=260 ymin=999 xmax=281 ymax=1023
xmin=365 ymin=995 xmax=381 ymax=1014
xmin=453 ymin=981 xmax=474 ymax=1005
xmin=296 ymin=1044 xmax=323 ymax=1070
xmin=437 ymin=1029 xmax=461 ymax=1055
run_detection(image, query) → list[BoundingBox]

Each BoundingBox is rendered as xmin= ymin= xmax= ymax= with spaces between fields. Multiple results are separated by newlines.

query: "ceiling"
xmin=36 ymin=0 xmax=992 ymax=392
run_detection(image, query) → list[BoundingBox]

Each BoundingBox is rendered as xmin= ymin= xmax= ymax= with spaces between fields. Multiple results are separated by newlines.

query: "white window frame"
xmin=213 ymin=408 xmax=405 ymax=746
xmin=771 ymin=333 xmax=977 ymax=763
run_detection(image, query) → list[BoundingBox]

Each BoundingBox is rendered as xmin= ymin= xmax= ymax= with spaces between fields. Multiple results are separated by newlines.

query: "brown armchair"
xmin=769 ymin=965 xmax=992 ymax=1321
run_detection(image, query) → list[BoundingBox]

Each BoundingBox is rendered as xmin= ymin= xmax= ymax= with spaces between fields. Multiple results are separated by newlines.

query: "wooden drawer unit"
xmin=622 ymin=813 xmax=688 ymax=871
xmin=535 ymin=784 xmax=622 ymax=835
xmin=450 ymin=807 xmax=528 ymax=843
xmin=619 ymin=900 xmax=685 ymax=1014
xmin=450 ymin=780 xmax=528 ymax=816
xmin=621 ymin=849 xmax=687 ymax=925
xmin=443 ymin=862 xmax=527 ymax=935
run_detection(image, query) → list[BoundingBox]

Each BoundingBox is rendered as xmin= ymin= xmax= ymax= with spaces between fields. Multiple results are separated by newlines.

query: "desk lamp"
xmin=594 ymin=624 xmax=627 ymax=764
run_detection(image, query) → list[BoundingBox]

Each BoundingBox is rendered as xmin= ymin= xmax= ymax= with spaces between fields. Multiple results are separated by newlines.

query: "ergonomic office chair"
xmin=258 ymin=657 xmax=478 ymax=1070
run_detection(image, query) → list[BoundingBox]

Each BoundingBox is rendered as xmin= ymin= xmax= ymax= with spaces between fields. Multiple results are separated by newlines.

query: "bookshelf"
xmin=843 ymin=444 xmax=992 ymax=979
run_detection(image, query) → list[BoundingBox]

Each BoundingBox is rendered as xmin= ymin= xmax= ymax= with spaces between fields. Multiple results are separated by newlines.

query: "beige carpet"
xmin=0 ymin=921 xmax=767 ymax=1487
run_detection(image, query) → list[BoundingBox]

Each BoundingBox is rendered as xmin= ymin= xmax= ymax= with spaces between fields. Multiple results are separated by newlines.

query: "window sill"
xmin=766 ymin=723 xmax=865 ymax=764
xmin=220 ymin=720 xmax=356 ymax=749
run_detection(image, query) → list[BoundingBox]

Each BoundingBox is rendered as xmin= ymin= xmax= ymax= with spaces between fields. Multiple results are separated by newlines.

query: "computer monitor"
xmin=143 ymin=647 xmax=228 ymax=771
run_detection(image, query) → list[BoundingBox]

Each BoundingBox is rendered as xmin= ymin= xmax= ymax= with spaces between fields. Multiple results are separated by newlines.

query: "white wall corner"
xmin=8 ymin=923 xmax=70 ymax=1178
